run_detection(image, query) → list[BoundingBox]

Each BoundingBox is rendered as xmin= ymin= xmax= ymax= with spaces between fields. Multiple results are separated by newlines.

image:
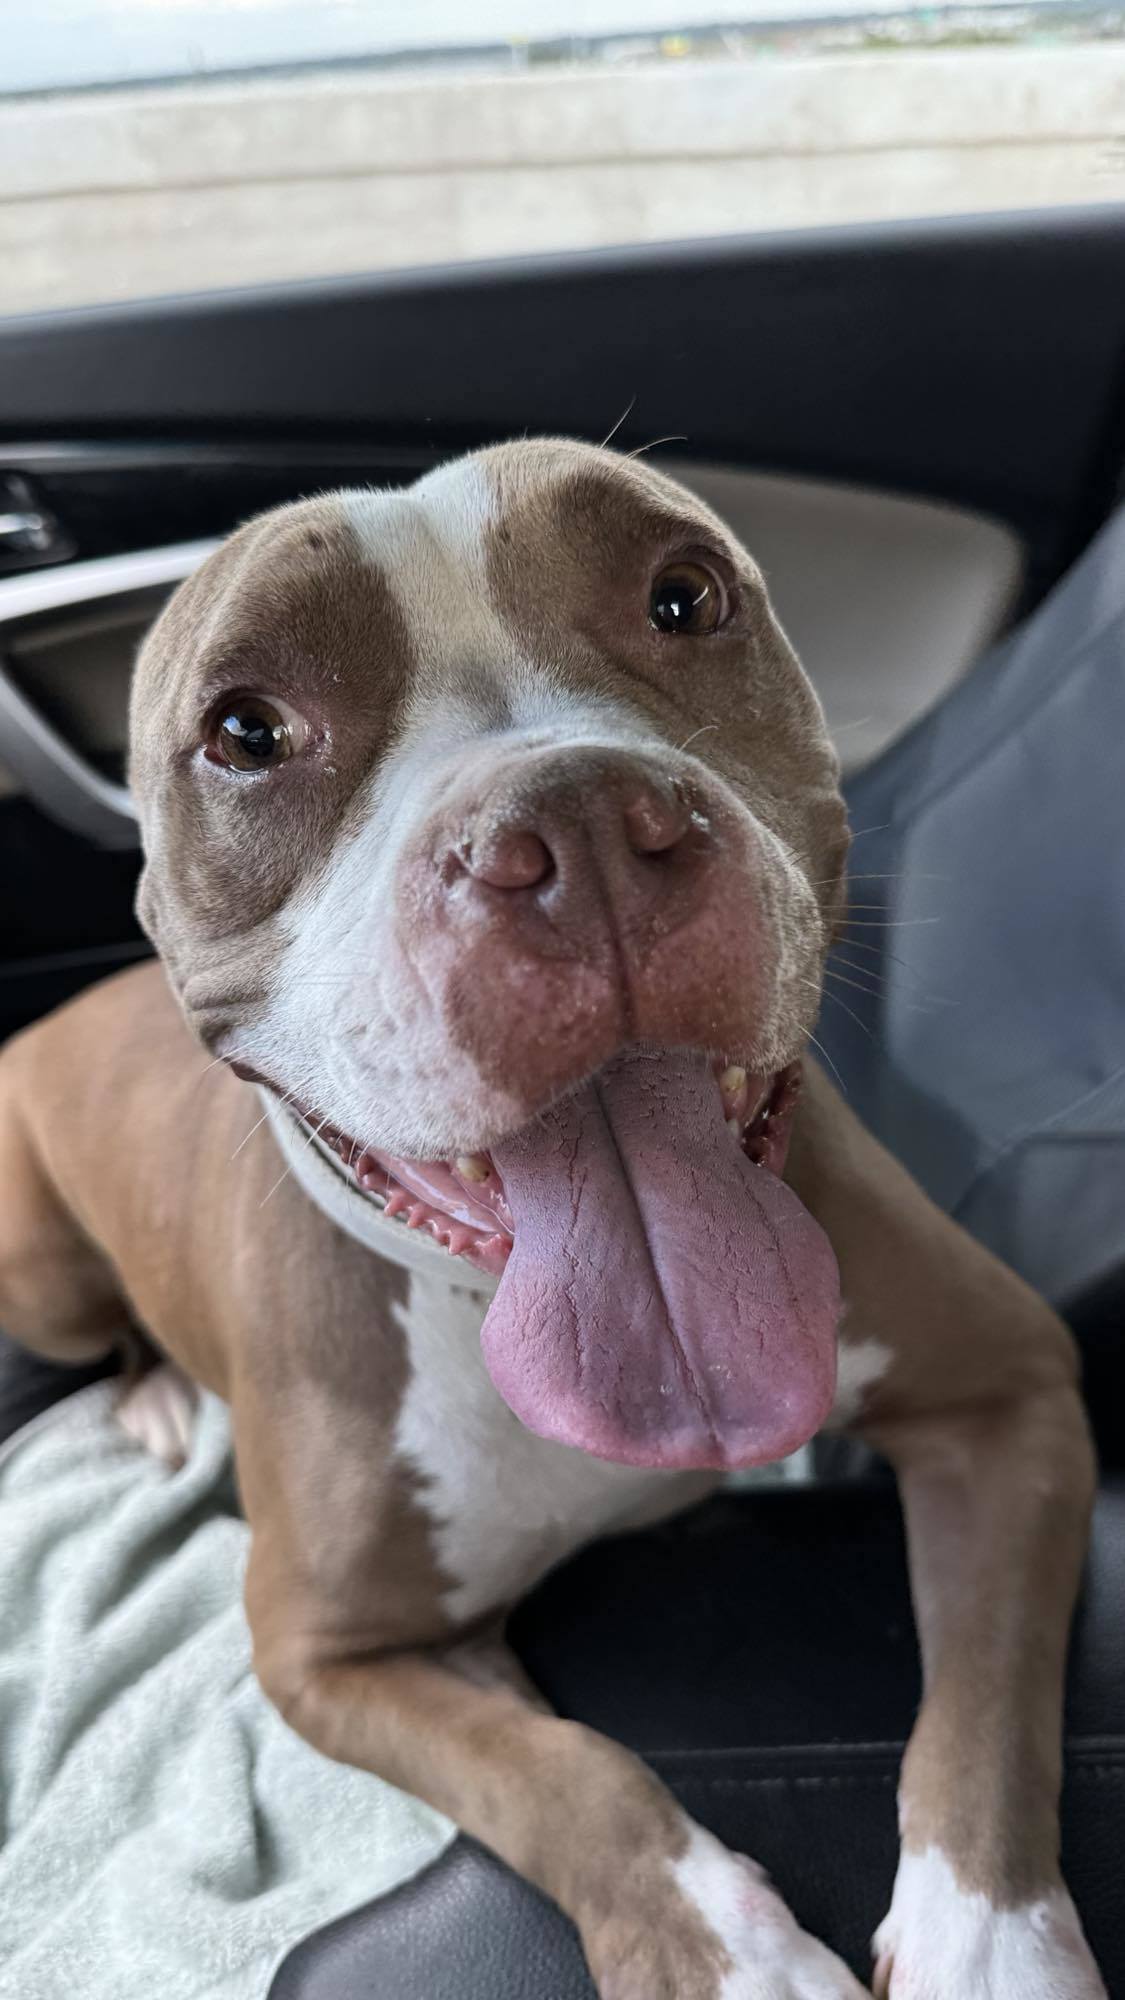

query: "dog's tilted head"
xmin=131 ymin=439 xmax=850 ymax=1470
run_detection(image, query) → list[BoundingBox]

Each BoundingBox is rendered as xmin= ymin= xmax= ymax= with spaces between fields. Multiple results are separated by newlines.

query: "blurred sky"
xmin=4 ymin=0 xmax=1061 ymax=94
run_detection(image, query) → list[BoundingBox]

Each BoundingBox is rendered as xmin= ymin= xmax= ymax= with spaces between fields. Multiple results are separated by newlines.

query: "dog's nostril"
xmin=467 ymin=829 xmax=553 ymax=891
xmin=623 ymin=787 xmax=692 ymax=858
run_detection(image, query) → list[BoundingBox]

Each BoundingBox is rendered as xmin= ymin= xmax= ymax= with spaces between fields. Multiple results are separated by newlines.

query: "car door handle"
xmin=0 ymin=509 xmax=52 ymax=547
xmin=0 ymin=540 xmax=218 ymax=846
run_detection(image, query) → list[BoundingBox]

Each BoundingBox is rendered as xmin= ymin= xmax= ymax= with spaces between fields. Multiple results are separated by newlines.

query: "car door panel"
xmin=0 ymin=206 xmax=1122 ymax=1042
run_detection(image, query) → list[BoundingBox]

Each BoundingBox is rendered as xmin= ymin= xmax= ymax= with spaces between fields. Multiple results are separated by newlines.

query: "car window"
xmin=2 ymin=1 xmax=1122 ymax=314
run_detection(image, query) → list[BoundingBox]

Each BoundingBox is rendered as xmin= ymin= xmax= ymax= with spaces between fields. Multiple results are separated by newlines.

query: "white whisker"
xmin=839 ymin=917 xmax=942 ymax=929
xmin=677 ymin=723 xmax=720 ymax=754
xmin=818 ymin=986 xmax=875 ymax=1041
xmin=806 ymin=1030 xmax=847 ymax=1095
xmin=624 ymin=434 xmax=688 ymax=459
xmin=825 ymin=966 xmax=884 ymax=1002
xmin=300 ymin=1113 xmax=332 ymax=1153
xmin=829 ymin=954 xmax=889 ymax=990
xmin=599 ymin=394 xmax=636 ymax=450
xmin=230 ymin=1103 xmax=274 ymax=1161
xmin=833 ymin=934 xmax=956 ymax=1001
xmin=195 ymin=1049 xmax=254 ymax=1088
xmin=258 ymin=1163 xmax=294 ymax=1208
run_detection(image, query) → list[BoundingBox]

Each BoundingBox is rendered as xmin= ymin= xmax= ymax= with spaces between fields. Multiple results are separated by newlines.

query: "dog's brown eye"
xmin=213 ymin=698 xmax=302 ymax=772
xmin=649 ymin=561 xmax=725 ymax=636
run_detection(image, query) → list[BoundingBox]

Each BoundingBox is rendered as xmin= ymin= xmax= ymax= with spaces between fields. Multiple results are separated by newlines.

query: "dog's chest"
xmin=392 ymin=1265 xmax=712 ymax=1625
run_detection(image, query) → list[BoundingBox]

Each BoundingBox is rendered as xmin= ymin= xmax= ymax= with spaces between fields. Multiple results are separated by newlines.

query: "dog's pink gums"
xmin=302 ymin=1058 xmax=800 ymax=1280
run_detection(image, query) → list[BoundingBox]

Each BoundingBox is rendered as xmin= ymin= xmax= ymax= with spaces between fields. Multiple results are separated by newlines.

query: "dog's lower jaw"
xmin=290 ymin=1055 xmax=797 ymax=1279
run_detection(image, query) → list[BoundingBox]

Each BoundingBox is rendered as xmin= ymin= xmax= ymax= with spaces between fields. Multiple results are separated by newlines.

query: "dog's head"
xmin=132 ymin=439 xmax=849 ymax=1469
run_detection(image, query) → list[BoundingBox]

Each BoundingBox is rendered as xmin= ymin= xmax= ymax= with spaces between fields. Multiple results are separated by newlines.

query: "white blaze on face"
xmin=874 ymin=1847 xmax=1106 ymax=1999
xmin=345 ymin=460 xmax=508 ymax=678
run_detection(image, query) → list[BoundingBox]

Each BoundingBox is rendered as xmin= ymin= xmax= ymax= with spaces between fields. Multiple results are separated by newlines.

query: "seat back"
xmin=818 ymin=506 xmax=1125 ymax=1310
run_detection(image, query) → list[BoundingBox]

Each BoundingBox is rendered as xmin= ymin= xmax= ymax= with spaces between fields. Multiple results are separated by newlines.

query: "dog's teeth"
xmin=406 ymin=1205 xmax=427 ymax=1230
xmin=726 ymin=1117 xmax=742 ymax=1143
xmin=384 ymin=1189 xmax=408 ymax=1218
xmin=455 ymin=1154 xmax=490 ymax=1184
xmin=719 ymin=1065 xmax=751 ymax=1123
xmin=449 ymin=1226 xmax=472 ymax=1256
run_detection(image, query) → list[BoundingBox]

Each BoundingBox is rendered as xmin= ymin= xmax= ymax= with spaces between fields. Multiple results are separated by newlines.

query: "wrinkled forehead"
xmin=368 ymin=440 xmax=737 ymax=666
xmin=376 ymin=437 xmax=731 ymax=589
xmin=142 ymin=440 xmax=733 ymax=698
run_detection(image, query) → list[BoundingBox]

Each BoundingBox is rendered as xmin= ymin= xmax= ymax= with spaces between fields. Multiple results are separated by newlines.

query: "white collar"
xmin=260 ymin=1089 xmax=499 ymax=1298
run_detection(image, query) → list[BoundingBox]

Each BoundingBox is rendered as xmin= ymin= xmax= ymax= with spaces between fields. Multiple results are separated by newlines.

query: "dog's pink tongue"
xmin=484 ymin=1049 xmax=840 ymax=1469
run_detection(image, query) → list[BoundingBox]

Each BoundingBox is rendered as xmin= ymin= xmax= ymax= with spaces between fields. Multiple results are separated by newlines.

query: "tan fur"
xmin=787 ymin=1068 xmax=1095 ymax=1910
xmin=480 ymin=440 xmax=849 ymax=939
xmin=129 ymin=497 xmax=415 ymax=1038
xmin=0 ymin=963 xmax=454 ymax=1656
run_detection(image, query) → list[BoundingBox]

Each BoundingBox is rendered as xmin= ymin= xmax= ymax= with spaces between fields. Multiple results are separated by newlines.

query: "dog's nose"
xmin=621 ymin=783 xmax=693 ymax=856
xmin=462 ymin=767 xmax=696 ymax=902
xmin=416 ymin=749 xmax=767 ymax=1108
xmin=467 ymin=827 xmax=553 ymax=891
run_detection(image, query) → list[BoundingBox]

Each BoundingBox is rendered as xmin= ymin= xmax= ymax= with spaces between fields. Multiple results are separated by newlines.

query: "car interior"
xmin=1 ymin=203 xmax=1123 ymax=1993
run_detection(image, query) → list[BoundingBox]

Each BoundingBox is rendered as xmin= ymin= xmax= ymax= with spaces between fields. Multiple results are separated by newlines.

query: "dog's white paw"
xmin=116 ymin=1364 xmax=197 ymax=1469
xmin=674 ymin=1825 xmax=870 ymax=1998
xmin=872 ymin=1846 xmax=1106 ymax=1999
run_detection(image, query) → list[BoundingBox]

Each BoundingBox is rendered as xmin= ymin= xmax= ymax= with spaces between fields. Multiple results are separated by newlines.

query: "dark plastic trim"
xmin=2 ymin=209 xmax=1123 ymax=589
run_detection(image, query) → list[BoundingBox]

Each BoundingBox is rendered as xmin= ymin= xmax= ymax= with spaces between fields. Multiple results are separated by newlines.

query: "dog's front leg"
xmin=238 ymin=1406 xmax=866 ymax=1999
xmin=789 ymin=1069 xmax=1105 ymax=1998
xmin=867 ymin=1389 xmax=1102 ymax=1999
xmin=261 ymin=1640 xmax=874 ymax=1999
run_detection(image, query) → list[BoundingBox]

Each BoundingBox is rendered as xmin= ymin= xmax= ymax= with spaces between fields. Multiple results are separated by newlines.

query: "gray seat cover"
xmin=818 ymin=504 xmax=1125 ymax=1305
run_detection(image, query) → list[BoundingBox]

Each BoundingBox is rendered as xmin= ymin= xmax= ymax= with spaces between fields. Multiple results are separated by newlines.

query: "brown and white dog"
xmin=0 ymin=441 xmax=1106 ymax=1997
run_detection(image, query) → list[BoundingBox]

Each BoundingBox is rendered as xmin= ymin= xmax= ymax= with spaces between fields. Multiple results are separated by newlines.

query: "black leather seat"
xmin=3 ymin=1291 xmax=1122 ymax=1999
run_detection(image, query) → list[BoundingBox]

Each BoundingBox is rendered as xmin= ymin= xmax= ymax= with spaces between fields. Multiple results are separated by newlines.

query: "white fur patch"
xmin=343 ymin=465 xmax=507 ymax=677
xmin=391 ymin=1263 xmax=714 ymax=1624
xmin=826 ymin=1336 xmax=892 ymax=1429
xmin=117 ymin=1364 xmax=198 ymax=1469
xmin=873 ymin=1846 xmax=1106 ymax=1998
xmin=672 ymin=1822 xmax=868 ymax=1997
xmin=399 ymin=456 xmax=498 ymax=577
xmin=263 ymin=1090 xmax=713 ymax=1622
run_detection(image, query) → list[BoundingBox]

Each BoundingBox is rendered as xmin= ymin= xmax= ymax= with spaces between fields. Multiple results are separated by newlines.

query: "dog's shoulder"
xmin=4 ymin=956 xmax=185 ymax=1080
